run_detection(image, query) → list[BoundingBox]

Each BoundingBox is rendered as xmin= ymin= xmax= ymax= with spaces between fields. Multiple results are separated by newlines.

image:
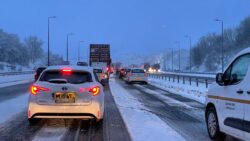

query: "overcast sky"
xmin=0 ymin=0 xmax=250 ymax=63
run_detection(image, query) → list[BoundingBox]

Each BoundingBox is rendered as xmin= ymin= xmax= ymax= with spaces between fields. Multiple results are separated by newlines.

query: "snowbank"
xmin=148 ymin=77 xmax=207 ymax=104
xmin=0 ymin=74 xmax=34 ymax=88
xmin=109 ymin=78 xmax=185 ymax=141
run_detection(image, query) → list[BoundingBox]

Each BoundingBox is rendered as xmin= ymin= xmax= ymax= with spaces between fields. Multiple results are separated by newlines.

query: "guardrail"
xmin=0 ymin=71 xmax=34 ymax=76
xmin=148 ymin=72 xmax=216 ymax=88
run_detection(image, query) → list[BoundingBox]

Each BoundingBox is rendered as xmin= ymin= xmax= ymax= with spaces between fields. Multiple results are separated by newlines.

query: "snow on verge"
xmin=148 ymin=77 xmax=207 ymax=104
xmin=109 ymin=78 xmax=186 ymax=141
xmin=0 ymin=94 xmax=28 ymax=124
xmin=0 ymin=74 xmax=34 ymax=88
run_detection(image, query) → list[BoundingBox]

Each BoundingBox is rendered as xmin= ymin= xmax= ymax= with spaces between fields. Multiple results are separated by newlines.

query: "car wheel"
xmin=28 ymin=118 xmax=39 ymax=125
xmin=128 ymin=81 xmax=132 ymax=85
xmin=206 ymin=106 xmax=225 ymax=140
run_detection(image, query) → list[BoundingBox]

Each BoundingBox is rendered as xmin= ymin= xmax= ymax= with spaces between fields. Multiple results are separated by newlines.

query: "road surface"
xmin=0 ymin=82 xmax=131 ymax=141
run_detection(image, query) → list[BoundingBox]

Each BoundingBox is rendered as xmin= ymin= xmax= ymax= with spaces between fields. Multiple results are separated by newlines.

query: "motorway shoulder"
xmin=0 ymin=82 xmax=33 ymax=102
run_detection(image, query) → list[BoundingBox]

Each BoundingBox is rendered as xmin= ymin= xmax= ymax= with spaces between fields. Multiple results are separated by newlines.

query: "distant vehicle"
xmin=93 ymin=67 xmax=108 ymax=85
xmin=125 ymin=68 xmax=148 ymax=84
xmin=34 ymin=66 xmax=47 ymax=81
xmin=28 ymin=66 xmax=105 ymax=124
xmin=205 ymin=47 xmax=250 ymax=141
xmin=77 ymin=61 xmax=88 ymax=66
xmin=89 ymin=44 xmax=111 ymax=74
xmin=119 ymin=68 xmax=131 ymax=78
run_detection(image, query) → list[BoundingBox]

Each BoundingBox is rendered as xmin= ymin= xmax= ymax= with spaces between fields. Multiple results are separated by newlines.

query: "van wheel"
xmin=206 ymin=106 xmax=225 ymax=140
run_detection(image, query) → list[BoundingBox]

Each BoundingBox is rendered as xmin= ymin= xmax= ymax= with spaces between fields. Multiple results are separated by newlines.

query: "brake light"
xmin=61 ymin=68 xmax=72 ymax=75
xmin=128 ymin=73 xmax=133 ymax=76
xmin=79 ymin=86 xmax=100 ymax=96
xmin=30 ymin=85 xmax=50 ymax=95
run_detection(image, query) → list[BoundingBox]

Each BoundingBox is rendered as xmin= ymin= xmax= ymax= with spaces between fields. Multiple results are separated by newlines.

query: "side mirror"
xmin=216 ymin=73 xmax=224 ymax=86
xmin=100 ymin=78 xmax=109 ymax=86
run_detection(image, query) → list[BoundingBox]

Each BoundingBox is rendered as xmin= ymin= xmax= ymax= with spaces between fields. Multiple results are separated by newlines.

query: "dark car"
xmin=34 ymin=66 xmax=46 ymax=81
xmin=77 ymin=62 xmax=88 ymax=66
xmin=119 ymin=68 xmax=131 ymax=78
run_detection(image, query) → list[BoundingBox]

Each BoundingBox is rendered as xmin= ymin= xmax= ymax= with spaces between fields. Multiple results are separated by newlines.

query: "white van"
xmin=205 ymin=47 xmax=250 ymax=140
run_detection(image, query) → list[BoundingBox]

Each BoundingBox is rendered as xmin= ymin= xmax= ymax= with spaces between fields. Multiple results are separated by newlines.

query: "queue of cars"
xmin=30 ymin=64 xmax=108 ymax=124
xmin=118 ymin=67 xmax=148 ymax=85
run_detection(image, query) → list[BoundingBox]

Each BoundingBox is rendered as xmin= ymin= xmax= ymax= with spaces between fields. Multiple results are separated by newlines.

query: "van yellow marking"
xmin=208 ymin=95 xmax=250 ymax=104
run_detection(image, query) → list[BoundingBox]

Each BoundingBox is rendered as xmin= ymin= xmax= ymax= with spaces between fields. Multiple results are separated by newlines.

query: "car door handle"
xmin=237 ymin=90 xmax=244 ymax=94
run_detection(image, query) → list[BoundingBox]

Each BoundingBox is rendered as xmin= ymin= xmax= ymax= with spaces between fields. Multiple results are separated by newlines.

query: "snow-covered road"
xmin=0 ymin=73 xmax=34 ymax=88
xmin=0 ymin=75 xmax=239 ymax=141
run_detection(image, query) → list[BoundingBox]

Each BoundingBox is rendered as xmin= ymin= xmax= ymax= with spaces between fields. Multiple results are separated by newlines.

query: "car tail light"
xmin=99 ymin=73 xmax=105 ymax=79
xmin=79 ymin=86 xmax=100 ymax=96
xmin=89 ymin=86 xmax=100 ymax=96
xmin=61 ymin=68 xmax=72 ymax=75
xmin=30 ymin=85 xmax=50 ymax=95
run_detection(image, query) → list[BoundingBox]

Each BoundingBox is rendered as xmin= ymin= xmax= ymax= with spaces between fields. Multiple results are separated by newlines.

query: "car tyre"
xmin=126 ymin=81 xmax=132 ymax=85
xmin=206 ymin=106 xmax=226 ymax=141
xmin=28 ymin=118 xmax=39 ymax=125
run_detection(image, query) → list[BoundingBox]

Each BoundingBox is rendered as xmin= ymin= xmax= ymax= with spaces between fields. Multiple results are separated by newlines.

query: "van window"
xmin=225 ymin=54 xmax=250 ymax=84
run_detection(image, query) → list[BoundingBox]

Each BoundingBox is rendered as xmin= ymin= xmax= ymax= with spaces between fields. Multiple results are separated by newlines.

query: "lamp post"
xmin=185 ymin=35 xmax=192 ymax=72
xmin=47 ymin=16 xmax=56 ymax=66
xmin=215 ymin=18 xmax=224 ymax=72
xmin=66 ymin=33 xmax=73 ymax=62
xmin=171 ymin=48 xmax=174 ymax=71
xmin=78 ymin=41 xmax=84 ymax=61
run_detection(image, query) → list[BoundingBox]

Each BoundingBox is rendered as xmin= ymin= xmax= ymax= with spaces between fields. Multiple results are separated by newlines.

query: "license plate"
xmin=135 ymin=77 xmax=142 ymax=80
xmin=54 ymin=92 xmax=76 ymax=103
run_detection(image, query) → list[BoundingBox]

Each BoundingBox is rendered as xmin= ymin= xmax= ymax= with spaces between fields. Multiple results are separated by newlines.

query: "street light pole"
xmin=47 ymin=16 xmax=56 ymax=66
xmin=172 ymin=48 xmax=174 ymax=71
xmin=78 ymin=41 xmax=84 ymax=61
xmin=66 ymin=33 xmax=73 ymax=62
xmin=185 ymin=35 xmax=192 ymax=72
xmin=215 ymin=18 xmax=224 ymax=72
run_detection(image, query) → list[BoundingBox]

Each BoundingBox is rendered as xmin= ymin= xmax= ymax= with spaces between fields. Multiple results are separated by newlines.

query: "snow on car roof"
xmin=44 ymin=65 xmax=94 ymax=72
xmin=236 ymin=47 xmax=250 ymax=56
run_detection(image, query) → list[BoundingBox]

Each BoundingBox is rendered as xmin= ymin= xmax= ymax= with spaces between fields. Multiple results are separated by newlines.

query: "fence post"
xmin=206 ymin=79 xmax=208 ymax=88
xmin=183 ymin=76 xmax=185 ymax=84
xmin=196 ymin=78 xmax=198 ymax=87
xmin=173 ymin=76 xmax=175 ymax=82
xmin=189 ymin=77 xmax=191 ymax=85
xmin=177 ymin=76 xmax=179 ymax=83
xmin=169 ymin=76 xmax=170 ymax=81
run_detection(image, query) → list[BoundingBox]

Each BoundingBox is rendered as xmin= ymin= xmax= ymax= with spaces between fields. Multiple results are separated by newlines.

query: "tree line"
xmin=191 ymin=16 xmax=250 ymax=71
xmin=0 ymin=29 xmax=63 ymax=68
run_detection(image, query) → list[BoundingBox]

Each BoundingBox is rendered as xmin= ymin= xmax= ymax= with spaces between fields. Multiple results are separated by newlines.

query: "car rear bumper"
xmin=128 ymin=77 xmax=147 ymax=82
xmin=28 ymin=101 xmax=103 ymax=120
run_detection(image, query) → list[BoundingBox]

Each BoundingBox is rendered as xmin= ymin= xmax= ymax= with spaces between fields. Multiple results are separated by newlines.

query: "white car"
xmin=125 ymin=68 xmax=148 ymax=84
xmin=28 ymin=66 xmax=105 ymax=124
xmin=205 ymin=47 xmax=250 ymax=140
